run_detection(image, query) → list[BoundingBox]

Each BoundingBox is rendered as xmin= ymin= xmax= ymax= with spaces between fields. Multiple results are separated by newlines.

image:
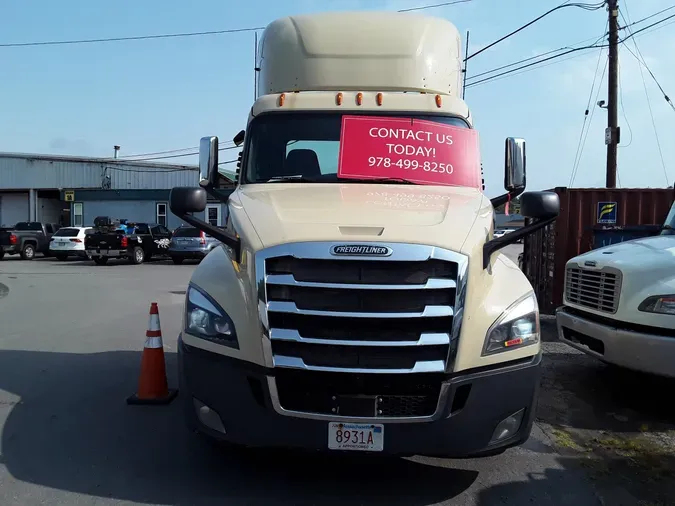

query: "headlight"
xmin=185 ymin=284 xmax=238 ymax=348
xmin=638 ymin=295 xmax=675 ymax=315
xmin=482 ymin=292 xmax=540 ymax=356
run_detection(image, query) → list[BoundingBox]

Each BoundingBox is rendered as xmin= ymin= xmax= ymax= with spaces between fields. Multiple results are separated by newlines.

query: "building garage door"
xmin=0 ymin=192 xmax=29 ymax=227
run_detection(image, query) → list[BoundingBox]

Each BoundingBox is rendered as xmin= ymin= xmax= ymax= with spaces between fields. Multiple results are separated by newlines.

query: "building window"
xmin=73 ymin=203 xmax=83 ymax=226
xmin=206 ymin=204 xmax=221 ymax=227
xmin=156 ymin=202 xmax=167 ymax=227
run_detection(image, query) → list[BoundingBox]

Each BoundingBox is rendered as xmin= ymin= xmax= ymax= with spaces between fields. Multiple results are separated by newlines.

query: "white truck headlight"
xmin=185 ymin=285 xmax=238 ymax=348
xmin=482 ymin=292 xmax=540 ymax=356
xmin=639 ymin=295 xmax=675 ymax=315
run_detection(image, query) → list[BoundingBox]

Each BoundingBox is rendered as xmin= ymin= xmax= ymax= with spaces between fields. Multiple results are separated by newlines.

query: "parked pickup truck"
xmin=0 ymin=221 xmax=61 ymax=260
xmin=84 ymin=217 xmax=173 ymax=265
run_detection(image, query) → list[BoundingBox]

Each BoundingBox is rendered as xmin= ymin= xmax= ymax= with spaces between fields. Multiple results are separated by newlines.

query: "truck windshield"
xmin=661 ymin=202 xmax=675 ymax=235
xmin=243 ymin=112 xmax=476 ymax=186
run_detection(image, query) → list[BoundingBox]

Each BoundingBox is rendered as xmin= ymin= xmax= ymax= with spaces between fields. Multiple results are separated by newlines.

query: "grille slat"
xmin=564 ymin=266 xmax=622 ymax=313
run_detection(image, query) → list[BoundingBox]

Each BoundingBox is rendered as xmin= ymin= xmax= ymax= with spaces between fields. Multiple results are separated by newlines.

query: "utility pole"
xmin=606 ymin=0 xmax=619 ymax=188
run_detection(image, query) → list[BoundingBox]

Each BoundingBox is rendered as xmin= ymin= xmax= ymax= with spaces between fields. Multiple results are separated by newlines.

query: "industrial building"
xmin=0 ymin=152 xmax=227 ymax=230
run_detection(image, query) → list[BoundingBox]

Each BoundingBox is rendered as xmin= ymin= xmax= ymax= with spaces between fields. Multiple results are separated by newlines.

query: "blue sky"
xmin=1 ymin=0 xmax=673 ymax=196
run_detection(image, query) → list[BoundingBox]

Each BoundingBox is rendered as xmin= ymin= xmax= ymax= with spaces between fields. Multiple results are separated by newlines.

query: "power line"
xmin=398 ymin=0 xmax=472 ymax=12
xmin=465 ymin=31 xmax=606 ymax=82
xmin=465 ymin=1 xmax=605 ymax=61
xmin=569 ymin=43 xmax=606 ymax=186
xmin=620 ymin=4 xmax=670 ymax=186
xmin=117 ymin=140 xmax=235 ymax=159
xmin=465 ymin=41 xmax=606 ymax=88
xmin=618 ymin=9 xmax=675 ymax=113
xmin=0 ymin=26 xmax=264 ymax=48
xmin=619 ymin=4 xmax=675 ymax=30
xmin=619 ymin=11 xmax=675 ymax=41
xmin=122 ymin=144 xmax=240 ymax=162
xmin=570 ymin=55 xmax=608 ymax=187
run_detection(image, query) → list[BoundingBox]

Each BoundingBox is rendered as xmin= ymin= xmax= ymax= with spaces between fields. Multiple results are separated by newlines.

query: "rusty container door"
xmin=523 ymin=187 xmax=674 ymax=314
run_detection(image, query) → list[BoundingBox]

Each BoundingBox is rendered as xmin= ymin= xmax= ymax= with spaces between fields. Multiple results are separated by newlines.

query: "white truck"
xmin=168 ymin=11 xmax=560 ymax=458
xmin=556 ymin=201 xmax=675 ymax=379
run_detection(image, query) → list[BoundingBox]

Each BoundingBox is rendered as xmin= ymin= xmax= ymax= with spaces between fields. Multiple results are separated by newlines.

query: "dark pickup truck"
xmin=0 ymin=221 xmax=61 ymax=260
xmin=84 ymin=217 xmax=172 ymax=265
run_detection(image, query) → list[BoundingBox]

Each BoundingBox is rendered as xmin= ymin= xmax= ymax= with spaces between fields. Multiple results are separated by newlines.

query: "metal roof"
xmin=0 ymin=151 xmax=199 ymax=190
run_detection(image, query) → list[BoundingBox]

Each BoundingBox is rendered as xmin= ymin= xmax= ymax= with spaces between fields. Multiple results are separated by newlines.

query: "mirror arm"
xmin=483 ymin=215 xmax=557 ymax=269
xmin=202 ymin=185 xmax=235 ymax=202
xmin=490 ymin=187 xmax=525 ymax=208
xmin=178 ymin=213 xmax=242 ymax=264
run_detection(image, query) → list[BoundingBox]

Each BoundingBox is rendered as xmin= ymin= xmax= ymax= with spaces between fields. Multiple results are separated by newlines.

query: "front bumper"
xmin=177 ymin=335 xmax=541 ymax=458
xmin=556 ymin=306 xmax=675 ymax=378
xmin=169 ymin=249 xmax=207 ymax=259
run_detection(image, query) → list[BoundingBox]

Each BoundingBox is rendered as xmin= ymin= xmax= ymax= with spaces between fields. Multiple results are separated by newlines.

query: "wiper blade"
xmin=343 ymin=177 xmax=418 ymax=185
xmin=265 ymin=175 xmax=316 ymax=183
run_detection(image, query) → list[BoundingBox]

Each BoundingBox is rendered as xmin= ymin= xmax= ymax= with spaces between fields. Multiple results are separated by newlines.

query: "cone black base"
xmin=126 ymin=388 xmax=178 ymax=406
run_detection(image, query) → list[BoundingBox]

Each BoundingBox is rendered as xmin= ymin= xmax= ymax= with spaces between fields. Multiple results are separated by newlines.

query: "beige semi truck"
xmin=168 ymin=11 xmax=560 ymax=457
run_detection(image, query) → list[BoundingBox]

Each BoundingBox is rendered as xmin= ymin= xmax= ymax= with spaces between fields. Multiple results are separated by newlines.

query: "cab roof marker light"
xmin=278 ymin=93 xmax=286 ymax=106
xmin=336 ymin=92 xmax=343 ymax=106
xmin=356 ymin=92 xmax=363 ymax=105
xmin=435 ymin=94 xmax=442 ymax=108
xmin=376 ymin=93 xmax=383 ymax=106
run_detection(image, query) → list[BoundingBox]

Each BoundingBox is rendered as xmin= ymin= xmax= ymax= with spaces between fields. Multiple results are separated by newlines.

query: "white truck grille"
xmin=565 ymin=265 xmax=622 ymax=314
xmin=256 ymin=242 xmax=468 ymax=375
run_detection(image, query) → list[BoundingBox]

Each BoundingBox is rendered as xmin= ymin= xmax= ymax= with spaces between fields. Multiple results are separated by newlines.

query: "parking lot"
xmin=1 ymin=249 xmax=674 ymax=505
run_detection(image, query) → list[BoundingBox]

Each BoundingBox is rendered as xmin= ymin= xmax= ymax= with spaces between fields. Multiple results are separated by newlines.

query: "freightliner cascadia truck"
xmin=168 ymin=11 xmax=560 ymax=457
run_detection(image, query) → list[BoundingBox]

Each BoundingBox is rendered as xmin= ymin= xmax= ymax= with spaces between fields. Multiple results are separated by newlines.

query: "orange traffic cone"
xmin=127 ymin=302 xmax=178 ymax=405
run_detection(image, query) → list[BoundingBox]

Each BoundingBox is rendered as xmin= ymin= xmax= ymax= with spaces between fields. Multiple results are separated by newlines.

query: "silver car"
xmin=168 ymin=226 xmax=220 ymax=264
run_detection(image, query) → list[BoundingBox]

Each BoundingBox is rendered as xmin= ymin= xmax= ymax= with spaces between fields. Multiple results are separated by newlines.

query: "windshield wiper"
xmin=343 ymin=177 xmax=419 ymax=185
xmin=265 ymin=175 xmax=316 ymax=183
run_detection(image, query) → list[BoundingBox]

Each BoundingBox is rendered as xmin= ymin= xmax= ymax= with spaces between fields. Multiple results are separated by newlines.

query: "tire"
xmin=131 ymin=246 xmax=145 ymax=265
xmin=55 ymin=254 xmax=68 ymax=261
xmin=93 ymin=256 xmax=108 ymax=265
xmin=172 ymin=257 xmax=184 ymax=265
xmin=0 ymin=251 xmax=4 ymax=261
xmin=21 ymin=243 xmax=36 ymax=260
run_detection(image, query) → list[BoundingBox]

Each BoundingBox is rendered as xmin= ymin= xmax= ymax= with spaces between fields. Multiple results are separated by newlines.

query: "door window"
xmin=206 ymin=204 xmax=221 ymax=227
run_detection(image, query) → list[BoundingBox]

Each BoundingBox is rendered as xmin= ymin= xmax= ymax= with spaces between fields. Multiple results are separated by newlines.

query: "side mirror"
xmin=169 ymin=187 xmax=207 ymax=216
xmin=199 ymin=136 xmax=219 ymax=187
xmin=504 ymin=137 xmax=526 ymax=192
xmin=233 ymin=130 xmax=245 ymax=147
xmin=520 ymin=191 xmax=560 ymax=220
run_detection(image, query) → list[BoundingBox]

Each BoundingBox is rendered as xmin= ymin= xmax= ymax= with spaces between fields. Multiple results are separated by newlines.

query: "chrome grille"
xmin=257 ymin=242 xmax=467 ymax=376
xmin=565 ymin=265 xmax=621 ymax=313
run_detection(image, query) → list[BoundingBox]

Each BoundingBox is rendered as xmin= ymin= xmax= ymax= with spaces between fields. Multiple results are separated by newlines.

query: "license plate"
xmin=328 ymin=423 xmax=383 ymax=452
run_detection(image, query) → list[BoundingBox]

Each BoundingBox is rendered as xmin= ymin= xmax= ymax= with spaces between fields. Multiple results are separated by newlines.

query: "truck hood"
xmin=232 ymin=183 xmax=489 ymax=252
xmin=572 ymin=234 xmax=675 ymax=272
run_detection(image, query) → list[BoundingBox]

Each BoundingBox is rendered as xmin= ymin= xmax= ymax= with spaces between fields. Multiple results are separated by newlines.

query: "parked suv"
xmin=168 ymin=226 xmax=220 ymax=264
xmin=49 ymin=226 xmax=94 ymax=261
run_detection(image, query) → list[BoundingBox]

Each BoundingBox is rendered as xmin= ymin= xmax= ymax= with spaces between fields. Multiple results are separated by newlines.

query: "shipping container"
xmin=522 ymin=187 xmax=675 ymax=314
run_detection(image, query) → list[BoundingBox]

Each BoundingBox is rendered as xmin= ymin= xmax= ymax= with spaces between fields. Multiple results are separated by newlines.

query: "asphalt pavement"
xmin=0 ymin=248 xmax=672 ymax=505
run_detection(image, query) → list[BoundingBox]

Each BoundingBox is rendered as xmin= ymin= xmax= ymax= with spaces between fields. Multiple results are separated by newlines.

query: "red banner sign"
xmin=337 ymin=116 xmax=481 ymax=188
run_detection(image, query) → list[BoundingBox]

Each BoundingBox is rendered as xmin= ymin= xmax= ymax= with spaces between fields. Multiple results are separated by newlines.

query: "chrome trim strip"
xmin=273 ymin=355 xmax=446 ymax=373
xmin=267 ymin=301 xmax=453 ymax=318
xmin=270 ymin=328 xmax=450 ymax=347
xmin=265 ymin=274 xmax=457 ymax=290
xmin=267 ymin=376 xmax=451 ymax=423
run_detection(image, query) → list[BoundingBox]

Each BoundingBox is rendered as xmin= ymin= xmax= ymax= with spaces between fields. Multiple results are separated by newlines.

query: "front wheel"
xmin=131 ymin=246 xmax=145 ymax=265
xmin=0 ymin=251 xmax=4 ymax=261
xmin=21 ymin=244 xmax=35 ymax=260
